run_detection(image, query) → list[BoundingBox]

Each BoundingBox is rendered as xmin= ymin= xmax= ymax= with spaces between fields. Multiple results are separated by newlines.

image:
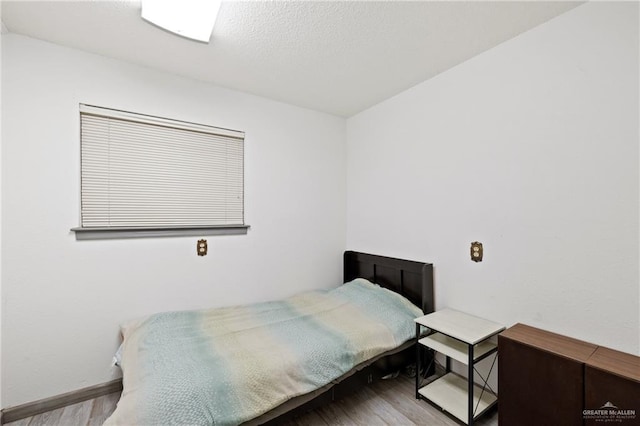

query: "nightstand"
xmin=415 ymin=309 xmax=504 ymax=425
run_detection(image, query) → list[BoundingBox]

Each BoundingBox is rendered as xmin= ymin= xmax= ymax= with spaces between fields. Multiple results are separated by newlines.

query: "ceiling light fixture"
xmin=141 ymin=0 xmax=222 ymax=43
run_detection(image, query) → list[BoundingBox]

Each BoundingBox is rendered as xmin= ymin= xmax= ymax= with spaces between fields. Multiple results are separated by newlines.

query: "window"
xmin=72 ymin=104 xmax=248 ymax=240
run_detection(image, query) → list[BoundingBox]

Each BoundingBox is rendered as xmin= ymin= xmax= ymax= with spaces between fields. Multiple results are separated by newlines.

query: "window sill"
xmin=71 ymin=225 xmax=250 ymax=240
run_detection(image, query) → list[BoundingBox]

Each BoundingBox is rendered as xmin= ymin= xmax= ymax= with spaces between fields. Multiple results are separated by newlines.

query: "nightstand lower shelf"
xmin=418 ymin=373 xmax=497 ymax=424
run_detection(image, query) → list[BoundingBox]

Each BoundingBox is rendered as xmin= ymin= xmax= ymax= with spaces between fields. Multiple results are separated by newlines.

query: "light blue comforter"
xmin=105 ymin=278 xmax=422 ymax=426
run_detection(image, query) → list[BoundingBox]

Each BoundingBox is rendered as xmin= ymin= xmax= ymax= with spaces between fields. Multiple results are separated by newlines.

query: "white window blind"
xmin=77 ymin=104 xmax=245 ymax=237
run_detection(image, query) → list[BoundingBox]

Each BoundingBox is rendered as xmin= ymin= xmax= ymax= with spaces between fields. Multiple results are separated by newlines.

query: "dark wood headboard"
xmin=343 ymin=251 xmax=434 ymax=314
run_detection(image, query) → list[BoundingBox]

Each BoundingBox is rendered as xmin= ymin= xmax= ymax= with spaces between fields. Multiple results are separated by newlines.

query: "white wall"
xmin=1 ymin=34 xmax=346 ymax=408
xmin=347 ymin=2 xmax=639 ymax=355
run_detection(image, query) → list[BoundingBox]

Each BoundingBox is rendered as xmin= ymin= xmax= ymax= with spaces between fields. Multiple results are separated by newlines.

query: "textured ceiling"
xmin=1 ymin=1 xmax=581 ymax=117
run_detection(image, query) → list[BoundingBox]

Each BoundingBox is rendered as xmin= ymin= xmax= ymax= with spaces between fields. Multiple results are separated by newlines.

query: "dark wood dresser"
xmin=585 ymin=346 xmax=640 ymax=426
xmin=498 ymin=323 xmax=598 ymax=426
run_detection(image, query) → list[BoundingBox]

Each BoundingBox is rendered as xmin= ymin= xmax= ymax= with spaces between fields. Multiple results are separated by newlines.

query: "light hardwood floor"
xmin=5 ymin=392 xmax=120 ymax=426
xmin=6 ymin=374 xmax=498 ymax=425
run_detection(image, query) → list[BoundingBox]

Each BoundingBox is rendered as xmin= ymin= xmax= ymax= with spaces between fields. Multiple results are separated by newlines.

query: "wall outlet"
xmin=471 ymin=241 xmax=483 ymax=262
xmin=197 ymin=239 xmax=208 ymax=256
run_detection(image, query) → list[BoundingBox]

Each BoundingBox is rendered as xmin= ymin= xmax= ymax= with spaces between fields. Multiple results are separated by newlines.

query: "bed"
xmin=105 ymin=251 xmax=434 ymax=426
